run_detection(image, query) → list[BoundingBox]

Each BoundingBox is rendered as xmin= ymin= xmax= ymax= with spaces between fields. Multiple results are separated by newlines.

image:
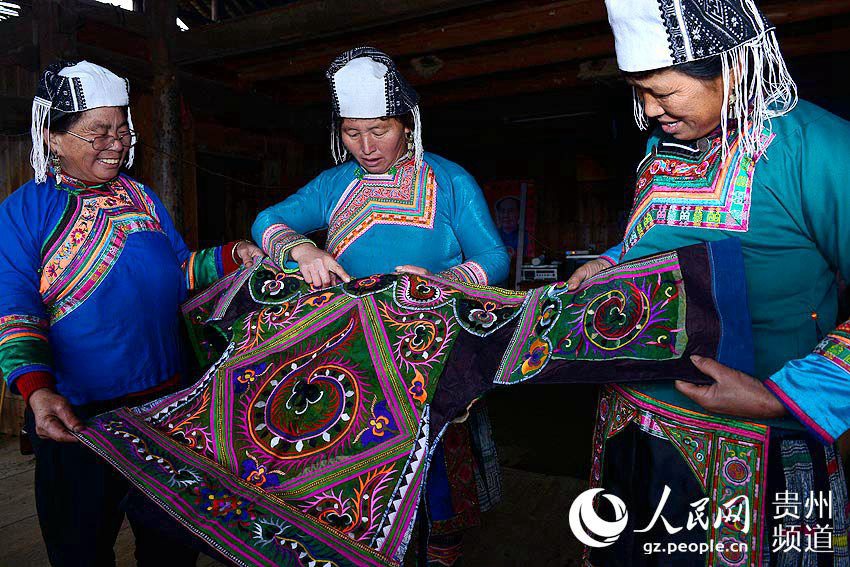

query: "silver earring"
xmin=51 ymin=155 xmax=62 ymax=177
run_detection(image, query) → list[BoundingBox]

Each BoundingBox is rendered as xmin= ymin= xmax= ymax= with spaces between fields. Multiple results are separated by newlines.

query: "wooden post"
xmin=146 ymin=0 xmax=183 ymax=232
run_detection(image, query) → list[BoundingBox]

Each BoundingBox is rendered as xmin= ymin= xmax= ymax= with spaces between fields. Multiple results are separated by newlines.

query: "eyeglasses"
xmin=61 ymin=129 xmax=138 ymax=150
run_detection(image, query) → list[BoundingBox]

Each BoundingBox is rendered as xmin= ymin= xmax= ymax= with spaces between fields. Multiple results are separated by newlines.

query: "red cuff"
xmin=222 ymin=241 xmax=240 ymax=274
xmin=15 ymin=371 xmax=56 ymax=404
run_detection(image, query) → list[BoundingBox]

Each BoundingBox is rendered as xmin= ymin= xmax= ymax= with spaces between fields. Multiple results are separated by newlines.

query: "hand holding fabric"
xmin=290 ymin=242 xmax=351 ymax=288
xmin=676 ymin=355 xmax=787 ymax=419
xmin=565 ymin=258 xmax=610 ymax=290
xmin=234 ymin=241 xmax=264 ymax=268
xmin=395 ymin=265 xmax=431 ymax=276
xmin=28 ymin=388 xmax=83 ymax=443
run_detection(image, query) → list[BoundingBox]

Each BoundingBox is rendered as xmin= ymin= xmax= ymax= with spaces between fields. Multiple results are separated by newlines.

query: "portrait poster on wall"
xmin=483 ymin=179 xmax=537 ymax=261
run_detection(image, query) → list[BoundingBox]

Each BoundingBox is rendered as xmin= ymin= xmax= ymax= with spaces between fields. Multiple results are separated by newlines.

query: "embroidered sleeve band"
xmin=765 ymin=320 xmax=850 ymax=444
xmin=438 ymin=261 xmax=489 ymax=286
xmin=0 ymin=314 xmax=53 ymax=390
xmin=261 ymin=223 xmax=313 ymax=267
xmin=183 ymin=245 xmax=241 ymax=291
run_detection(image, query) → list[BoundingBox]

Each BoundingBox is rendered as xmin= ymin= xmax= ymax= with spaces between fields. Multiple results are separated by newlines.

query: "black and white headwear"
xmin=31 ymin=60 xmax=135 ymax=183
xmin=605 ymin=0 xmax=797 ymax=156
xmin=326 ymin=47 xmax=423 ymax=168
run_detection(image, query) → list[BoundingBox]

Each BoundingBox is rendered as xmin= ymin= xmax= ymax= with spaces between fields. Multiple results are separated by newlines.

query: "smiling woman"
xmin=48 ymin=107 xmax=135 ymax=184
xmin=0 ymin=59 xmax=264 ymax=566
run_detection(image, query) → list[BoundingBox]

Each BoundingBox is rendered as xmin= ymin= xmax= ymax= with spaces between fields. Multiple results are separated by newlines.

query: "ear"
xmin=46 ymin=128 xmax=63 ymax=157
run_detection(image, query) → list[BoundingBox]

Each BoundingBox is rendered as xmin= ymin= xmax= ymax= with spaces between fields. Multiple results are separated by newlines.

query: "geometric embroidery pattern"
xmin=814 ymin=320 xmax=850 ymax=374
xmin=327 ymin=156 xmax=436 ymax=258
xmin=590 ymin=386 xmax=770 ymax=567
xmin=623 ymin=128 xmax=773 ymax=254
xmin=39 ymin=175 xmax=163 ymax=323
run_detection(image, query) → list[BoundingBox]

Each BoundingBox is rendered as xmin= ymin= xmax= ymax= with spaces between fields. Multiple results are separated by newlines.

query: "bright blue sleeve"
xmin=0 ymin=183 xmax=55 ymax=387
xmin=250 ymin=171 xmax=334 ymax=266
xmin=600 ymin=242 xmax=624 ymax=265
xmin=763 ymin=109 xmax=850 ymax=443
xmin=438 ymin=166 xmax=509 ymax=286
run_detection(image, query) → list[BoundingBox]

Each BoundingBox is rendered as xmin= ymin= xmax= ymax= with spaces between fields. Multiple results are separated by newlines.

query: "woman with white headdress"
xmin=0 ymin=60 xmax=262 ymax=565
xmin=251 ymin=47 xmax=509 ymax=565
xmin=565 ymin=1 xmax=850 ymax=564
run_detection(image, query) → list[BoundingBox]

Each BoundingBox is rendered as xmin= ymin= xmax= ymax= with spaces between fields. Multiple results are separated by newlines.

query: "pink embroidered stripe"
xmin=261 ymin=223 xmax=312 ymax=266
xmin=439 ymin=261 xmax=488 ymax=286
xmin=0 ymin=314 xmax=49 ymax=347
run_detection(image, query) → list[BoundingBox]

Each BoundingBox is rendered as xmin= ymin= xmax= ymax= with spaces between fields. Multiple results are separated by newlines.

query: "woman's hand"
xmin=28 ymin=388 xmax=83 ymax=443
xmin=290 ymin=243 xmax=352 ymax=288
xmin=565 ymin=258 xmax=611 ymax=290
xmin=234 ymin=240 xmax=265 ymax=268
xmin=675 ymin=355 xmax=787 ymax=419
xmin=395 ymin=265 xmax=431 ymax=277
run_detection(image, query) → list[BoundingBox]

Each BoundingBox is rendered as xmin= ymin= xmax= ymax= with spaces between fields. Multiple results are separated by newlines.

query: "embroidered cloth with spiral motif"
xmin=75 ymin=239 xmax=752 ymax=567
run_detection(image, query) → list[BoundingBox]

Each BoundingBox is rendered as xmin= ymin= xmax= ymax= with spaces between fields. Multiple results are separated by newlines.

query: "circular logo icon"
xmin=568 ymin=488 xmax=629 ymax=548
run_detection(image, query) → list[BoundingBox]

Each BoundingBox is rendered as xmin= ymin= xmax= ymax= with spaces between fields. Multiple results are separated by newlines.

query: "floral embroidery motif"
xmin=327 ymin=156 xmax=436 ymax=258
xmin=39 ymin=176 xmax=163 ymax=323
xmin=623 ymin=128 xmax=773 ymax=254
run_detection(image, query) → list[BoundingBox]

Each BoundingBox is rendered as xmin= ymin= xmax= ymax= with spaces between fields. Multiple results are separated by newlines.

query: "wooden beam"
xmin=425 ymin=24 xmax=850 ymax=106
xmin=174 ymin=0 xmax=497 ymax=64
xmin=236 ymin=0 xmax=606 ymax=81
xmin=237 ymin=0 xmax=850 ymax=84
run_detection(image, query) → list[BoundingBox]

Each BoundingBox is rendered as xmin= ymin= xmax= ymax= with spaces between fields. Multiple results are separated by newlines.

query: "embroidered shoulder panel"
xmin=327 ymin=159 xmax=436 ymax=258
xmin=623 ymin=130 xmax=773 ymax=254
xmin=39 ymin=176 xmax=164 ymax=323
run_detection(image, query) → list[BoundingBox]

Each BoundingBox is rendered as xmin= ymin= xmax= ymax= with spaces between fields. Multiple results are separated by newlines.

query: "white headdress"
xmin=326 ymin=47 xmax=423 ymax=169
xmin=31 ymin=60 xmax=135 ymax=183
xmin=605 ymin=0 xmax=797 ymax=156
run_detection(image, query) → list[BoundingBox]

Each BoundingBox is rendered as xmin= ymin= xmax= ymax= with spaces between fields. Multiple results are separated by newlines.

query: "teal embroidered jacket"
xmin=251 ymin=152 xmax=509 ymax=286
xmin=605 ymin=100 xmax=850 ymax=442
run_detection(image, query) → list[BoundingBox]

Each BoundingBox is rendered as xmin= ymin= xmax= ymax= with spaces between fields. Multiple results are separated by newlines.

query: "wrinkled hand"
xmin=675 ymin=355 xmax=787 ymax=419
xmin=395 ymin=265 xmax=431 ymax=277
xmin=290 ymin=243 xmax=351 ymax=288
xmin=235 ymin=241 xmax=264 ymax=268
xmin=565 ymin=258 xmax=611 ymax=290
xmin=28 ymin=388 xmax=83 ymax=443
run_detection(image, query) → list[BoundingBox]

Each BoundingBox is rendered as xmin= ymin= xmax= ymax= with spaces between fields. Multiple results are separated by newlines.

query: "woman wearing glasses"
xmin=0 ymin=60 xmax=262 ymax=566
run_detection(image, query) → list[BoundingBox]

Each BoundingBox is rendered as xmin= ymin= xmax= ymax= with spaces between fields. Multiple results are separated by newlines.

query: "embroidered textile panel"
xmin=77 ymin=240 xmax=752 ymax=567
xmin=587 ymin=385 xmax=769 ymax=567
xmin=79 ymin=266 xmax=524 ymax=566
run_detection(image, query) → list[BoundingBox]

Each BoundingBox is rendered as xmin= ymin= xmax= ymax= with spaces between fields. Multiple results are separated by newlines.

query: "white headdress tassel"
xmin=330 ymin=121 xmax=348 ymax=165
xmin=411 ymin=104 xmax=424 ymax=169
xmin=125 ymin=106 xmax=135 ymax=168
xmin=719 ymin=27 xmax=797 ymax=158
xmin=30 ymin=98 xmax=52 ymax=184
xmin=631 ymin=87 xmax=649 ymax=131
